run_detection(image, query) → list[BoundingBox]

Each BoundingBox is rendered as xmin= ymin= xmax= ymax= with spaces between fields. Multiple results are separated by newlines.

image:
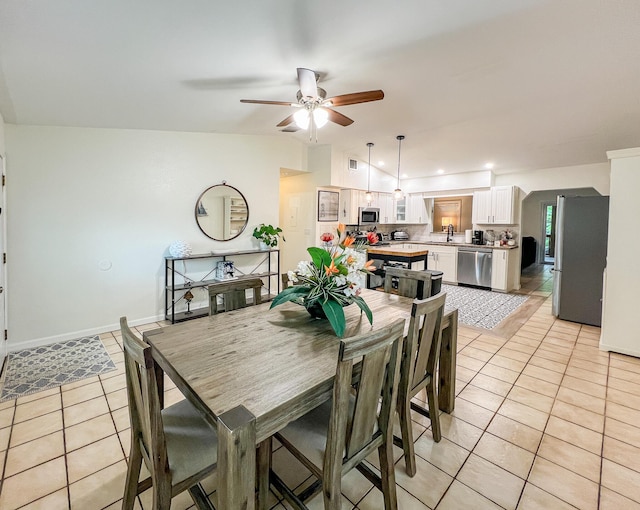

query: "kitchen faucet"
xmin=446 ymin=223 xmax=454 ymax=242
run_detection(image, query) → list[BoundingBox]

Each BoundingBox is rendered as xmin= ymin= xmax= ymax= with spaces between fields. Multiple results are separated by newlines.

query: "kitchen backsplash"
xmin=348 ymin=223 xmax=519 ymax=244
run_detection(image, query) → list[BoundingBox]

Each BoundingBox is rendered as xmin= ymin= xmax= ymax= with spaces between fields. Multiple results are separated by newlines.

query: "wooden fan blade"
xmin=240 ymin=99 xmax=295 ymax=106
xmin=325 ymin=90 xmax=384 ymax=107
xmin=281 ymin=125 xmax=301 ymax=133
xmin=326 ymin=109 xmax=354 ymax=127
xmin=297 ymin=68 xmax=318 ymax=99
xmin=277 ymin=114 xmax=295 ymax=127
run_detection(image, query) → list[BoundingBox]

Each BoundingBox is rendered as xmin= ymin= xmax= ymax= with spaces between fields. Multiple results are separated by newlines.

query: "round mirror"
xmin=195 ymin=183 xmax=249 ymax=241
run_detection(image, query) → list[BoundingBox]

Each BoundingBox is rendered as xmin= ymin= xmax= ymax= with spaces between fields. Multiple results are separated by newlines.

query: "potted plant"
xmin=252 ymin=224 xmax=285 ymax=249
xmin=270 ymin=224 xmax=374 ymax=337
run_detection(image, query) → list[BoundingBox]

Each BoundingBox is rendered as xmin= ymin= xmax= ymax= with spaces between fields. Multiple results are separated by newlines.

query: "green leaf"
xmin=351 ymin=296 xmax=373 ymax=325
xmin=269 ymin=286 xmax=310 ymax=308
xmin=308 ymin=246 xmax=332 ymax=269
xmin=321 ymin=299 xmax=347 ymax=337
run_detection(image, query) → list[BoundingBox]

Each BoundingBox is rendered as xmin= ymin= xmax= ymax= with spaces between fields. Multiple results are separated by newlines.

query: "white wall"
xmin=6 ymin=125 xmax=305 ymax=349
xmin=600 ymin=148 xmax=640 ymax=356
xmin=495 ymin=163 xmax=610 ymax=195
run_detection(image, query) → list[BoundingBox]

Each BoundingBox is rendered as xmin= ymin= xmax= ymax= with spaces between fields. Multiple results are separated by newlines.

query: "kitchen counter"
xmin=384 ymin=241 xmax=518 ymax=250
xmin=366 ymin=245 xmax=429 ymax=257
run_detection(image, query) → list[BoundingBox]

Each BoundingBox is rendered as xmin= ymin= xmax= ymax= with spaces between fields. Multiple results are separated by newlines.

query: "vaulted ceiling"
xmin=1 ymin=0 xmax=639 ymax=178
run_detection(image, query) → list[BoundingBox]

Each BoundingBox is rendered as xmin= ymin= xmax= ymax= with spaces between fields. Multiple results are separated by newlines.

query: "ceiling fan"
xmin=240 ymin=68 xmax=384 ymax=134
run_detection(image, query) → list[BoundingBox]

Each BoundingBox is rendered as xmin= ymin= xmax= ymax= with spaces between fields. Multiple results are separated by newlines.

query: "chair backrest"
xmin=281 ymin=273 xmax=292 ymax=288
xmin=326 ymin=318 xmax=405 ymax=473
xmin=403 ymin=293 xmax=446 ymax=397
xmin=383 ymin=267 xmax=433 ymax=300
xmin=208 ymin=277 xmax=263 ymax=314
xmin=120 ymin=317 xmax=169 ymax=481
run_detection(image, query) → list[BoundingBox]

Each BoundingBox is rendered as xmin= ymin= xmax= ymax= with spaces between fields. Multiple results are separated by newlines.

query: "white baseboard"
xmin=7 ymin=314 xmax=165 ymax=353
xmin=599 ymin=341 xmax=640 ymax=359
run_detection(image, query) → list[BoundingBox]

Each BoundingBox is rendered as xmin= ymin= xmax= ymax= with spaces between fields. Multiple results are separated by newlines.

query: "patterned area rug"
xmin=1 ymin=335 xmax=116 ymax=402
xmin=442 ymin=284 xmax=529 ymax=330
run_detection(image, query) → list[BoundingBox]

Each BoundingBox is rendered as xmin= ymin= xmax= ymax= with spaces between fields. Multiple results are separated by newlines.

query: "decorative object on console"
xmin=215 ymin=260 xmax=236 ymax=280
xmin=169 ymin=240 xmax=192 ymax=258
xmin=270 ymin=224 xmax=375 ymax=337
xmin=183 ymin=289 xmax=194 ymax=315
xmin=252 ymin=223 xmax=285 ymax=248
xmin=394 ymin=135 xmax=405 ymax=199
xmin=365 ymin=142 xmax=374 ymax=203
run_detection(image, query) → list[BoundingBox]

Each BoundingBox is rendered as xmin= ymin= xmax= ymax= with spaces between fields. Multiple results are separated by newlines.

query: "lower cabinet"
xmin=491 ymin=248 xmax=517 ymax=292
xmin=425 ymin=245 xmax=457 ymax=283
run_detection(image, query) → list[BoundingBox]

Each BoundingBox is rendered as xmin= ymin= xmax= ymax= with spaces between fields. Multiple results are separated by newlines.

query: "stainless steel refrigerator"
xmin=552 ymin=195 xmax=609 ymax=326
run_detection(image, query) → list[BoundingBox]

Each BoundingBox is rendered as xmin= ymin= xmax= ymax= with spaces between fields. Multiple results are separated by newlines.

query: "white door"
xmin=0 ymin=155 xmax=6 ymax=365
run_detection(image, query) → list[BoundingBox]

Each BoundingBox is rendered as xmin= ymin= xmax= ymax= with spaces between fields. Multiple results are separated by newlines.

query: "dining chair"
xmin=120 ymin=317 xmax=218 ymax=510
xmin=208 ymin=276 xmax=263 ymax=314
xmin=383 ymin=266 xmax=433 ymax=299
xmin=270 ymin=318 xmax=406 ymax=510
xmin=395 ymin=292 xmax=446 ymax=477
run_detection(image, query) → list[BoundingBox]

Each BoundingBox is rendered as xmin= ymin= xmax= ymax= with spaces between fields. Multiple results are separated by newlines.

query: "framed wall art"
xmin=317 ymin=190 xmax=339 ymax=222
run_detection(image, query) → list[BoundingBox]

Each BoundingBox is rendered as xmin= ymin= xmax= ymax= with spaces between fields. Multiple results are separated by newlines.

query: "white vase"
xmin=259 ymin=241 xmax=269 ymax=250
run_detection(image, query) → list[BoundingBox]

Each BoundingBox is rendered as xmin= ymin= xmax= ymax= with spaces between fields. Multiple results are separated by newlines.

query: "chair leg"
xmin=378 ymin=439 xmax=398 ymax=509
xmin=322 ymin=470 xmax=343 ymax=510
xmin=427 ymin=380 xmax=441 ymax=442
xmin=152 ymin=475 xmax=172 ymax=510
xmin=397 ymin=397 xmax=417 ymax=477
xmin=122 ymin=439 xmax=142 ymax=510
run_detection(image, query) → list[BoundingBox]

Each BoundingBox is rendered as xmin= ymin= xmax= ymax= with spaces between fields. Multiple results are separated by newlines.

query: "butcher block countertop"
xmin=366 ymin=245 xmax=429 ymax=257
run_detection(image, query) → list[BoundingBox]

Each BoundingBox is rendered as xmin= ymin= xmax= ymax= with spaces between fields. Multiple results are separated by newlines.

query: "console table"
xmin=164 ymin=249 xmax=280 ymax=323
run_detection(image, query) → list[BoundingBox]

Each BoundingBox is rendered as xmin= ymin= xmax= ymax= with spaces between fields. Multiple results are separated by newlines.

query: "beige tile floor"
xmin=2 ymin=264 xmax=640 ymax=509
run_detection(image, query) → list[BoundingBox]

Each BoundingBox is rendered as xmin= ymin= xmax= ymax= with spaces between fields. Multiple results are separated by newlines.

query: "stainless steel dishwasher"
xmin=457 ymin=247 xmax=493 ymax=288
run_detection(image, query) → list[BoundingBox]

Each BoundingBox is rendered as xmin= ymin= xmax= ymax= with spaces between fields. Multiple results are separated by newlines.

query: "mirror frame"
xmin=195 ymin=183 xmax=250 ymax=241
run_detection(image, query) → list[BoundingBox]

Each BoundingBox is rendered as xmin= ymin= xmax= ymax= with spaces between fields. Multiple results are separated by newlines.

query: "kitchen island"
xmin=366 ymin=244 xmax=429 ymax=289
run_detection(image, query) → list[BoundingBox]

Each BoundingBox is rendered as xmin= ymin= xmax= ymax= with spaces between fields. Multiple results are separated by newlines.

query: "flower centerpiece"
xmin=270 ymin=224 xmax=375 ymax=337
xmin=252 ymin=224 xmax=285 ymax=249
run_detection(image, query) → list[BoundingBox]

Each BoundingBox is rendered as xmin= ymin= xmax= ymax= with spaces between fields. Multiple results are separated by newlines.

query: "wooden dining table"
xmin=143 ymin=288 xmax=457 ymax=510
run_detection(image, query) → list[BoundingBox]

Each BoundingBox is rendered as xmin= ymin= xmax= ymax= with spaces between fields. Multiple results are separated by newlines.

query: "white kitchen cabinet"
xmin=425 ymin=245 xmax=457 ymax=283
xmin=407 ymin=193 xmax=430 ymax=224
xmin=491 ymin=248 xmax=517 ymax=292
xmin=339 ymin=189 xmax=360 ymax=224
xmin=472 ymin=186 xmax=517 ymax=224
xmin=378 ymin=192 xmax=393 ymax=224
xmin=394 ymin=196 xmax=407 ymax=222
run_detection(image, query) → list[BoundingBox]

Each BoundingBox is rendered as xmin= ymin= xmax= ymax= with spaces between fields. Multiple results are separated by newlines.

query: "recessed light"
xmin=401 ymin=173 xmax=408 ymax=178
xmin=484 ymin=162 xmax=495 ymax=170
xmin=437 ymin=169 xmax=445 ymax=174
xmin=378 ymin=161 xmax=384 ymax=166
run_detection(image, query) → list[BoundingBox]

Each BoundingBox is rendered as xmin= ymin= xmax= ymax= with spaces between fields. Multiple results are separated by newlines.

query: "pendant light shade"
xmin=394 ymin=135 xmax=405 ymax=199
xmin=365 ymin=142 xmax=374 ymax=203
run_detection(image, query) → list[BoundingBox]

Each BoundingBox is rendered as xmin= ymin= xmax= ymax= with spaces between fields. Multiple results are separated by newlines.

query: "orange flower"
xmin=325 ymin=260 xmax=340 ymax=276
xmin=363 ymin=259 xmax=376 ymax=272
xmin=342 ymin=236 xmax=355 ymax=248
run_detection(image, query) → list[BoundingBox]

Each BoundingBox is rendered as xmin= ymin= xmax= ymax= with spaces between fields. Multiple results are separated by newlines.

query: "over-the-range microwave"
xmin=359 ymin=207 xmax=380 ymax=224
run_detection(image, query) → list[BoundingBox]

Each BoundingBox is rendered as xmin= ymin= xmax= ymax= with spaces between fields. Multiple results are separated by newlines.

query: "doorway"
xmin=541 ymin=202 xmax=556 ymax=264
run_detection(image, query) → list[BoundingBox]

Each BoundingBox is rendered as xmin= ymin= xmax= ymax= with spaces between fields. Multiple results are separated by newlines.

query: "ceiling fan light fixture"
xmin=313 ymin=108 xmax=329 ymax=128
xmin=293 ymin=109 xmax=310 ymax=129
xmin=394 ymin=135 xmax=405 ymax=200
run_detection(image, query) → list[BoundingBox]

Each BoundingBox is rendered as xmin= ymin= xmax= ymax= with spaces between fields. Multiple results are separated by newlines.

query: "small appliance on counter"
xmin=391 ymin=230 xmax=409 ymax=241
xmin=472 ymin=230 xmax=484 ymax=245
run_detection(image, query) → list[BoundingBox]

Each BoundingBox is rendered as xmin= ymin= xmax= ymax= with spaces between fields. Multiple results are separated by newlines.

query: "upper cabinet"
xmin=407 ymin=193 xmax=431 ymax=224
xmin=472 ymin=185 xmax=517 ymax=225
xmin=339 ymin=189 xmax=360 ymax=224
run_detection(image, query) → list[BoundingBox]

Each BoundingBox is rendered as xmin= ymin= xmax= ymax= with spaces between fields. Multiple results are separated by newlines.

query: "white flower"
xmin=296 ymin=260 xmax=313 ymax=277
xmin=287 ymin=270 xmax=298 ymax=283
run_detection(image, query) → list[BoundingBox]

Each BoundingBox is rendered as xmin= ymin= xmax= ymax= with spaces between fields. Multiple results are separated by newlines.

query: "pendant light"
xmin=365 ymin=142 xmax=374 ymax=203
xmin=394 ymin=135 xmax=405 ymax=199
